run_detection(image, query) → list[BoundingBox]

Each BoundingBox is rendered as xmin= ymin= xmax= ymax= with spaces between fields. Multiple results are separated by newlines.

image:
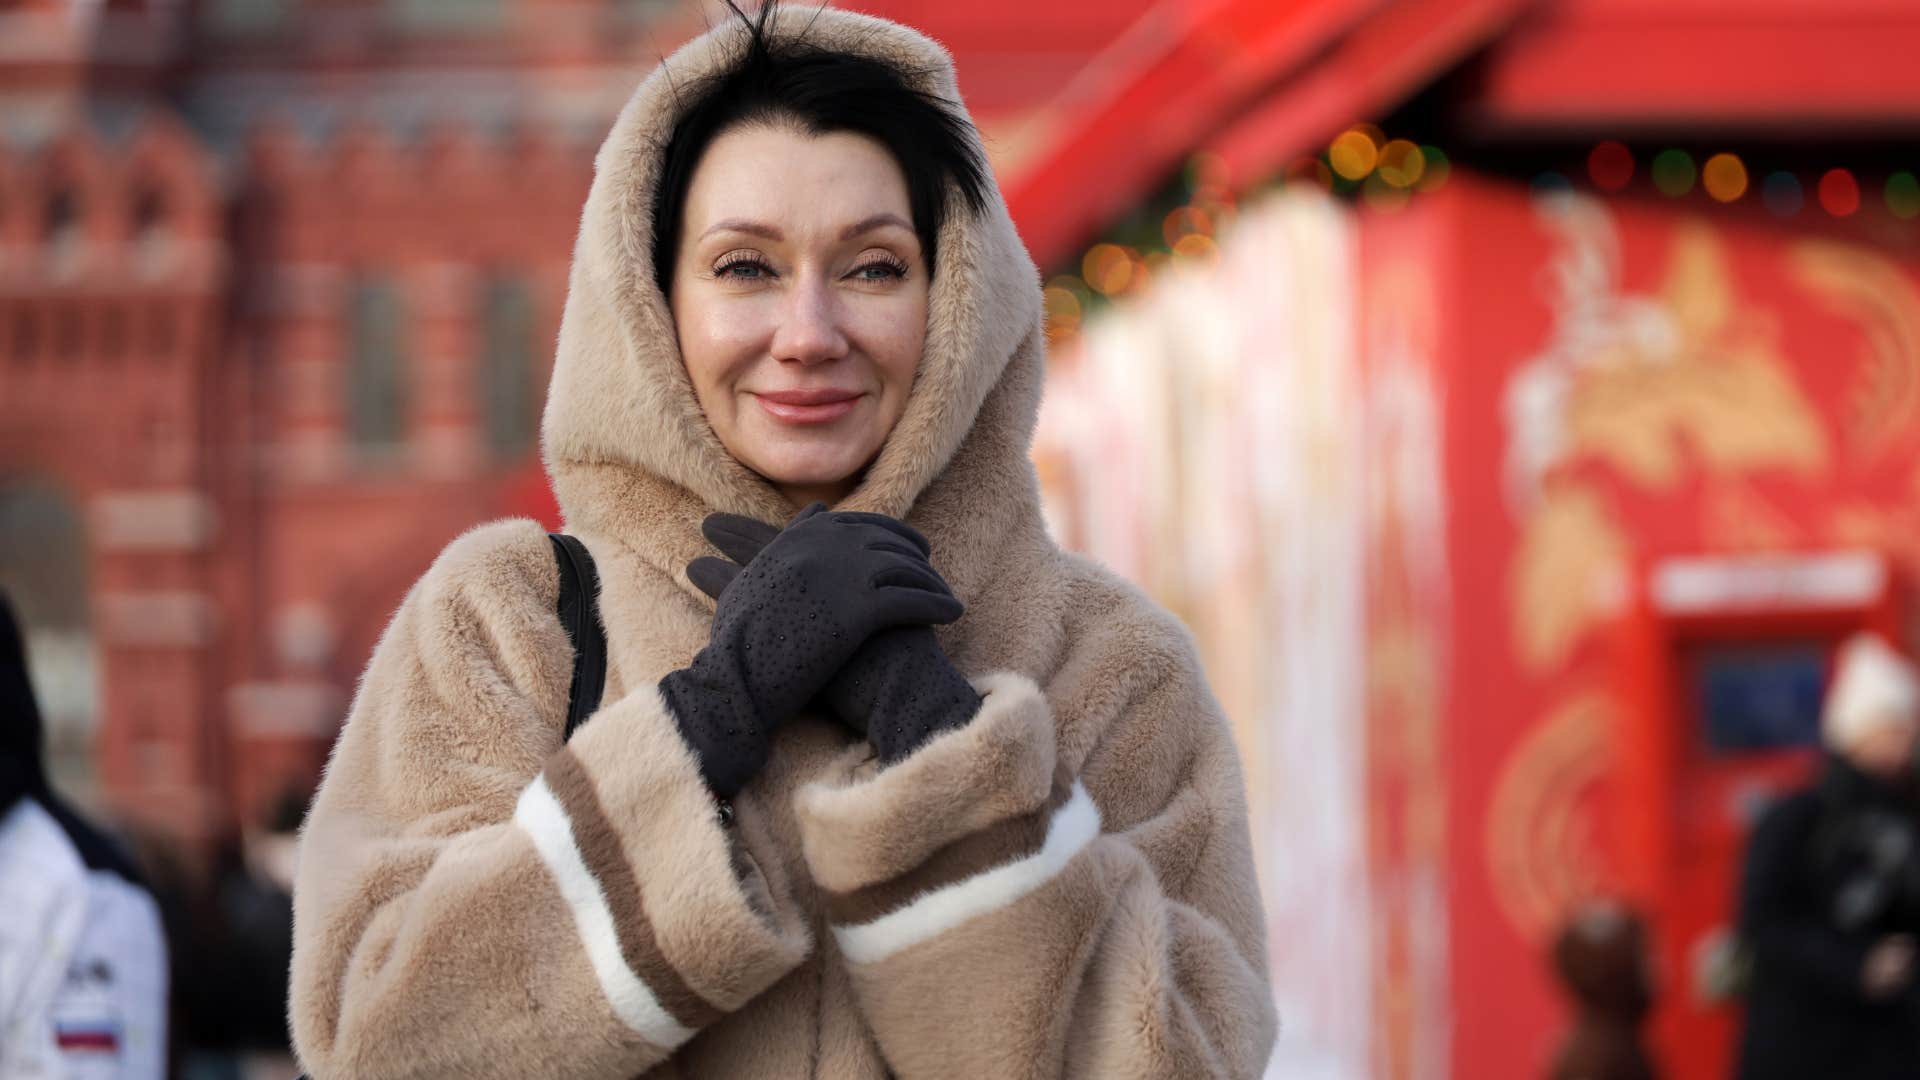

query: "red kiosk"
xmin=991 ymin=1 xmax=1920 ymax=1077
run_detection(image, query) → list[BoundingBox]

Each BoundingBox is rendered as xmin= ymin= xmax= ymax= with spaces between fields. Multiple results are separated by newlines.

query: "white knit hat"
xmin=1823 ymin=632 xmax=1920 ymax=753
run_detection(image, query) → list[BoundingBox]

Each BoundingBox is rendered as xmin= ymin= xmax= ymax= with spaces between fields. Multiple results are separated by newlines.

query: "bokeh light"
xmin=1172 ymin=233 xmax=1220 ymax=263
xmin=1042 ymin=282 xmax=1083 ymax=338
xmin=1587 ymin=141 xmax=1634 ymax=192
xmin=1362 ymin=172 xmax=1411 ymax=212
xmin=1762 ymin=172 xmax=1803 ymax=217
xmin=1081 ymin=243 xmax=1135 ymax=296
xmin=1376 ymin=140 xmax=1426 ymax=189
xmin=1162 ymin=206 xmax=1214 ymax=247
xmin=1127 ymin=249 xmax=1156 ymax=293
xmin=1415 ymin=146 xmax=1451 ymax=192
xmin=1651 ymin=150 xmax=1696 ymax=197
xmin=1329 ymin=129 xmax=1381 ymax=181
xmin=1702 ymin=153 xmax=1748 ymax=203
xmin=1819 ymin=168 xmax=1861 ymax=217
xmin=1886 ymin=172 xmax=1920 ymax=220
xmin=1286 ymin=156 xmax=1335 ymax=192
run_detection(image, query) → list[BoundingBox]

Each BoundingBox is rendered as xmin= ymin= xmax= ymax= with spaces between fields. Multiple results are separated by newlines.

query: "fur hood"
xmin=541 ymin=4 xmax=1047 ymax=600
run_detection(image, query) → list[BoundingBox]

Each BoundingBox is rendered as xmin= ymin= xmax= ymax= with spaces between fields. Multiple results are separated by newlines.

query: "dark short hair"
xmin=650 ymin=1 xmax=991 ymax=295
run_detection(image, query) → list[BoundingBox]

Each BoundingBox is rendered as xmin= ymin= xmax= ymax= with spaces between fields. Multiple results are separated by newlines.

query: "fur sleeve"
xmin=289 ymin=520 xmax=810 ymax=1079
xmin=790 ymin=593 xmax=1277 ymax=1079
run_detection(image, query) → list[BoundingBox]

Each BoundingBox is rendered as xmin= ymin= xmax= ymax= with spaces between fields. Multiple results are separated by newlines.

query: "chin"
xmin=745 ymin=440 xmax=874 ymax=489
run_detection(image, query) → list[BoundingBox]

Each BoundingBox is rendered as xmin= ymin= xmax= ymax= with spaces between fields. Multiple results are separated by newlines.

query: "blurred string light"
xmin=1885 ymin=172 xmax=1920 ymax=220
xmin=1287 ymin=155 xmax=1335 ymax=191
xmin=1375 ymin=140 xmax=1426 ymax=188
xmin=1820 ymin=168 xmax=1861 ymax=217
xmin=1702 ymin=153 xmax=1748 ymax=203
xmin=1172 ymin=233 xmax=1220 ymax=263
xmin=1136 ymin=249 xmax=1167 ymax=290
xmin=1065 ymin=125 xmax=1444 ymax=318
xmin=1652 ymin=150 xmax=1696 ymax=196
xmin=1081 ymin=243 xmax=1135 ymax=296
xmin=1763 ymin=172 xmax=1804 ymax=218
xmin=1062 ymin=127 xmax=1920 ymax=347
xmin=1042 ymin=276 xmax=1085 ymax=339
xmin=1329 ymin=127 xmax=1381 ymax=181
xmin=1587 ymin=141 xmax=1634 ymax=192
xmin=1162 ymin=205 xmax=1213 ymax=247
xmin=1362 ymin=172 xmax=1411 ymax=212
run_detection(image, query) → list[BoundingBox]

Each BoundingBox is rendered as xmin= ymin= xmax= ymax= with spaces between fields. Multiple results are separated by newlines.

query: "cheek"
xmin=676 ymin=295 xmax=765 ymax=394
xmin=857 ymin=296 xmax=928 ymax=395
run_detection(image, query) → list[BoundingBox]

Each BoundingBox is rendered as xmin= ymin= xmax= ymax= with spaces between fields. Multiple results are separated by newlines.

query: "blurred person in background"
xmin=1735 ymin=632 xmax=1920 ymax=1080
xmin=0 ymin=590 xmax=168 ymax=1076
xmin=174 ymin=788 xmax=306 ymax=1080
xmin=1546 ymin=901 xmax=1658 ymax=1080
xmin=287 ymin=3 xmax=1276 ymax=1078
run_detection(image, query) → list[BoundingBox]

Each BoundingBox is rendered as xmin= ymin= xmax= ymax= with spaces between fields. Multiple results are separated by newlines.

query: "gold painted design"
xmin=1700 ymin=482 xmax=1800 ymax=553
xmin=1508 ymin=216 xmax=1830 ymax=675
xmin=1565 ymin=224 xmax=1826 ymax=490
xmin=1512 ymin=485 xmax=1628 ymax=672
xmin=1791 ymin=241 xmax=1920 ymax=466
xmin=1485 ymin=692 xmax=1615 ymax=943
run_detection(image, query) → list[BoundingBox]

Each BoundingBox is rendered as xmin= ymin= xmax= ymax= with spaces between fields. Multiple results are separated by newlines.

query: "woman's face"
xmin=670 ymin=124 xmax=928 ymax=507
xmin=1849 ymin=720 xmax=1918 ymax=782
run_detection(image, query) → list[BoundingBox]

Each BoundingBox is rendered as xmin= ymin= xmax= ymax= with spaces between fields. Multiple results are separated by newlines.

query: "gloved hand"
xmin=661 ymin=503 xmax=965 ymax=797
xmin=690 ymin=509 xmax=983 ymax=766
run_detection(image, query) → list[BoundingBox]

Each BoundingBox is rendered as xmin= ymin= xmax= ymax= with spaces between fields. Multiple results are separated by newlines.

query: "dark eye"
xmin=851 ymin=257 xmax=908 ymax=283
xmin=714 ymin=254 xmax=772 ymax=280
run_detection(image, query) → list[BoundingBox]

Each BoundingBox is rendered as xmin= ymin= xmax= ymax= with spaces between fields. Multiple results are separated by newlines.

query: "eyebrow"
xmin=698 ymin=212 xmax=915 ymax=244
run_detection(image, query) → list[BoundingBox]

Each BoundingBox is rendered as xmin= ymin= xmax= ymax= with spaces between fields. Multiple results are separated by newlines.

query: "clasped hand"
xmin=660 ymin=503 xmax=981 ymax=797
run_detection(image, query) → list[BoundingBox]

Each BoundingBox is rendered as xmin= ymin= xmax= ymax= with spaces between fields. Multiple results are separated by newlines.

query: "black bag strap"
xmin=548 ymin=533 xmax=607 ymax=740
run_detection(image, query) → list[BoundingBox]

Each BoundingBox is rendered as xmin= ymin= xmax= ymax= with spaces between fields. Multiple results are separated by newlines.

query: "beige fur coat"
xmin=288 ymin=9 xmax=1277 ymax=1078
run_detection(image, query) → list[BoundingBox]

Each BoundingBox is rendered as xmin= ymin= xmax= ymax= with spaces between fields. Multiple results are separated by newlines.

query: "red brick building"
xmin=0 ymin=0 xmax=1149 ymax=860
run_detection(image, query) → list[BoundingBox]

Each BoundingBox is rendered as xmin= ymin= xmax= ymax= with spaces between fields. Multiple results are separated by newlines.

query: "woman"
xmin=289 ymin=5 xmax=1277 ymax=1077
xmin=1735 ymin=633 xmax=1920 ymax=1080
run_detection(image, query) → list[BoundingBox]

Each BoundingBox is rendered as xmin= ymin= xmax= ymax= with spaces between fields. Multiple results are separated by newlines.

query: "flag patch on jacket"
xmin=55 ymin=1019 xmax=121 ymax=1052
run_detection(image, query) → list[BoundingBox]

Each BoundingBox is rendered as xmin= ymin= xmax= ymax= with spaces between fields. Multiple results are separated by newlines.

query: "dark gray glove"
xmin=662 ymin=503 xmax=965 ymax=796
xmin=690 ymin=510 xmax=982 ymax=766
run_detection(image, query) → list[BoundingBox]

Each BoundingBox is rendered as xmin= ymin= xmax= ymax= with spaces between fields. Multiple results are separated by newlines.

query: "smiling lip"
xmin=754 ymin=388 xmax=863 ymax=424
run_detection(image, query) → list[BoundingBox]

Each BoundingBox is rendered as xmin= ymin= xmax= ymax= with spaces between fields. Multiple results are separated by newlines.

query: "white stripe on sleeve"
xmin=514 ymin=775 xmax=696 ymax=1049
xmin=833 ymin=782 xmax=1102 ymax=966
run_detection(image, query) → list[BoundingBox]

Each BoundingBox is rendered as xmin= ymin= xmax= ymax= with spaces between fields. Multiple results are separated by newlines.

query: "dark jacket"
xmin=1735 ymin=756 xmax=1920 ymax=1080
xmin=0 ymin=592 xmax=143 ymax=883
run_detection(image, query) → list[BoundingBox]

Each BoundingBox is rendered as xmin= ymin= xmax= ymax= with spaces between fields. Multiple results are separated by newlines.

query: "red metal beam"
xmin=1004 ymin=0 xmax=1393 ymax=269
xmin=1206 ymin=0 xmax=1529 ymax=189
xmin=1005 ymin=0 xmax=1920 ymax=269
xmin=1461 ymin=0 xmax=1920 ymax=132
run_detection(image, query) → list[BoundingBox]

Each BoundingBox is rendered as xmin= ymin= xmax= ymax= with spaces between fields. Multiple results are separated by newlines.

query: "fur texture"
xmin=290 ymin=8 xmax=1275 ymax=1078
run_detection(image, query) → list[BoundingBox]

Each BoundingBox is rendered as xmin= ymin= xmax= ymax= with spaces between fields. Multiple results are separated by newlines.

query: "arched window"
xmin=478 ymin=273 xmax=536 ymax=459
xmin=43 ymin=188 xmax=81 ymax=267
xmin=130 ymin=184 xmax=173 ymax=277
xmin=347 ymin=275 xmax=409 ymax=451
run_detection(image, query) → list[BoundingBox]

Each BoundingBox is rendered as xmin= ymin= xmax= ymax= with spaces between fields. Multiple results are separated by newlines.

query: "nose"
xmin=769 ymin=273 xmax=850 ymax=367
